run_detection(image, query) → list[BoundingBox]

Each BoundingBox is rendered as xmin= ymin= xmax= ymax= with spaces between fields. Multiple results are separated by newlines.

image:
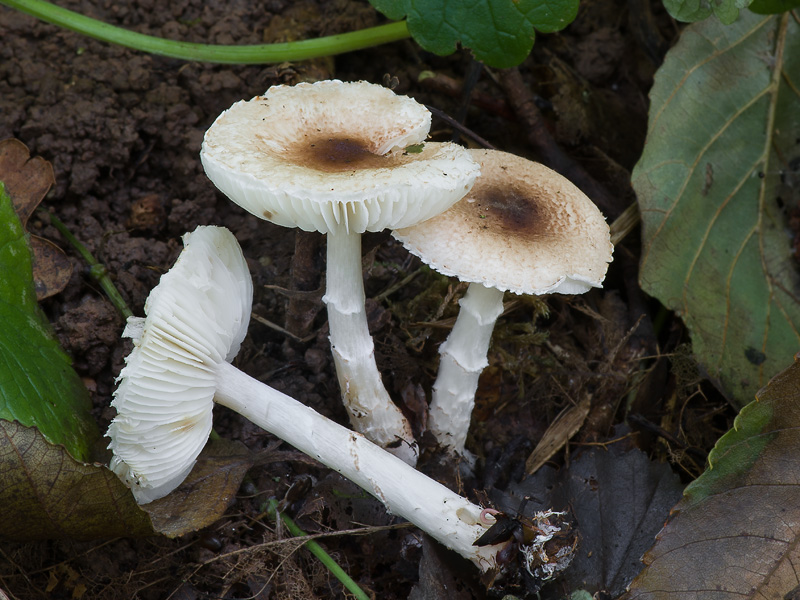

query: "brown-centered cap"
xmin=392 ymin=149 xmax=613 ymax=295
xmin=201 ymin=80 xmax=479 ymax=235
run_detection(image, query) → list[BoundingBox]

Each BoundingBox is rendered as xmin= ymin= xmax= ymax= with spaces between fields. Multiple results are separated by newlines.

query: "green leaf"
xmin=0 ymin=182 xmax=99 ymax=460
xmin=749 ymin=0 xmax=800 ymax=13
xmin=633 ymin=13 xmax=800 ymax=408
xmin=662 ymin=0 xmax=753 ymax=24
xmin=623 ymin=353 xmax=800 ymax=599
xmin=369 ymin=0 xmax=579 ymax=68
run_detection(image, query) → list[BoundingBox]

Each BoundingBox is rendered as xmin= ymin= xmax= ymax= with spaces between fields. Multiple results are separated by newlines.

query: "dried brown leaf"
xmin=0 ymin=138 xmax=72 ymax=299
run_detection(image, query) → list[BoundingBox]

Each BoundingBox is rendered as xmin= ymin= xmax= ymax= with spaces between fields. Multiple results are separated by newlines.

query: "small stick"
xmin=43 ymin=211 xmax=133 ymax=319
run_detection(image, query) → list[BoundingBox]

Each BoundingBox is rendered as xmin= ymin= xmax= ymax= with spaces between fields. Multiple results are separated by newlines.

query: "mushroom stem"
xmin=212 ymin=360 xmax=505 ymax=570
xmin=429 ymin=283 xmax=505 ymax=454
xmin=323 ymin=231 xmax=418 ymax=465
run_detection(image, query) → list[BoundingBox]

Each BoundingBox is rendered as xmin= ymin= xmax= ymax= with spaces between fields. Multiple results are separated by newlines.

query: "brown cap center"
xmin=294 ymin=136 xmax=388 ymax=173
xmin=473 ymin=185 xmax=548 ymax=236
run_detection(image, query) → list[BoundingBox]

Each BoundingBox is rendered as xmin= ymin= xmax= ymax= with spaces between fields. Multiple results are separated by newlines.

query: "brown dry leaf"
xmin=0 ymin=421 xmax=256 ymax=541
xmin=623 ymin=353 xmax=800 ymax=600
xmin=0 ymin=420 xmax=153 ymax=540
xmin=0 ymin=138 xmax=72 ymax=299
xmin=143 ymin=436 xmax=254 ymax=538
xmin=524 ymin=393 xmax=590 ymax=475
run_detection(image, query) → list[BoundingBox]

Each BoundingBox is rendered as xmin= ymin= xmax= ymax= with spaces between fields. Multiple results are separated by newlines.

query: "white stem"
xmin=322 ymin=232 xmax=418 ymax=465
xmin=214 ymin=362 xmax=506 ymax=570
xmin=428 ymin=284 xmax=504 ymax=454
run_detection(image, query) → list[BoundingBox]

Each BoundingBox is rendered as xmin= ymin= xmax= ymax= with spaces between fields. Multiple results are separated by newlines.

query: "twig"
xmin=43 ymin=211 xmax=133 ymax=319
xmin=266 ymin=499 xmax=370 ymax=600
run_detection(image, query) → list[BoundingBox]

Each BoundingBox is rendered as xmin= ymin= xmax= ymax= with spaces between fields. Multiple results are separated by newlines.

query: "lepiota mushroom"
xmin=107 ymin=225 xmax=508 ymax=570
xmin=392 ymin=149 xmax=613 ymax=455
xmin=200 ymin=80 xmax=480 ymax=465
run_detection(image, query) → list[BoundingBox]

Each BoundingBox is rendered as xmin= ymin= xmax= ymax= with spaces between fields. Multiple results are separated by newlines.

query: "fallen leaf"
xmin=0 ymin=138 xmax=72 ymax=299
xmin=494 ymin=443 xmax=684 ymax=597
xmin=143 ymin=436 xmax=255 ymax=538
xmin=623 ymin=353 xmax=800 ymax=600
xmin=634 ymin=13 xmax=800 ymax=407
xmin=0 ymin=420 xmax=152 ymax=541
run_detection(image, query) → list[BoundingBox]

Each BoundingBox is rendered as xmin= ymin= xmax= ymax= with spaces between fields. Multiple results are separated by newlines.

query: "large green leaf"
xmin=662 ymin=0 xmax=753 ymax=24
xmin=370 ymin=0 xmax=579 ymax=68
xmin=623 ymin=353 xmax=800 ymax=599
xmin=633 ymin=12 xmax=800 ymax=407
xmin=0 ymin=182 xmax=99 ymax=460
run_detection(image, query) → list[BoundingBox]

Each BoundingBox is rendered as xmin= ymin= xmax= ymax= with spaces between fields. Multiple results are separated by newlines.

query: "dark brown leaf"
xmin=0 ymin=420 xmax=153 ymax=541
xmin=0 ymin=138 xmax=72 ymax=299
xmin=143 ymin=436 xmax=255 ymax=538
xmin=623 ymin=353 xmax=800 ymax=599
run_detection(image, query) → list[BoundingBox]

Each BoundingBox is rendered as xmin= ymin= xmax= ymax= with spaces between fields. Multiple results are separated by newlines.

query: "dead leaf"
xmin=493 ymin=443 xmax=683 ymax=597
xmin=0 ymin=138 xmax=72 ymax=299
xmin=623 ymin=353 xmax=800 ymax=600
xmin=0 ymin=420 xmax=153 ymax=541
xmin=525 ymin=393 xmax=591 ymax=475
xmin=143 ymin=436 xmax=254 ymax=538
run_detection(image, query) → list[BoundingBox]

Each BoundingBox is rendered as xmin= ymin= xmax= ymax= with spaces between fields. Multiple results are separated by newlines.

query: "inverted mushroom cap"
xmin=201 ymin=80 xmax=480 ymax=234
xmin=392 ymin=149 xmax=613 ymax=295
xmin=108 ymin=226 xmax=252 ymax=504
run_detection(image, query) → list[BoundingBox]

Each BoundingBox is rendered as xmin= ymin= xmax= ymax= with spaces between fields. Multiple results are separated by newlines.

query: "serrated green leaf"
xmin=663 ymin=0 xmax=754 ymax=23
xmin=633 ymin=13 xmax=800 ymax=407
xmin=749 ymin=0 xmax=800 ymax=13
xmin=369 ymin=0 xmax=579 ymax=68
xmin=623 ymin=353 xmax=800 ymax=599
xmin=0 ymin=182 xmax=99 ymax=460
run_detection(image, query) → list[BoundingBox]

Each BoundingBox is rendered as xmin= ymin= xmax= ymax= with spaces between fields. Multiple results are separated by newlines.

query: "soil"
xmin=0 ymin=1 xmax=733 ymax=599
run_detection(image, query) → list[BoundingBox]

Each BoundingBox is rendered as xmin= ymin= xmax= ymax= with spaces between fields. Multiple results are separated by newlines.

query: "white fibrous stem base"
xmin=214 ymin=362 xmax=505 ymax=570
xmin=428 ymin=284 xmax=504 ymax=454
xmin=323 ymin=232 xmax=418 ymax=465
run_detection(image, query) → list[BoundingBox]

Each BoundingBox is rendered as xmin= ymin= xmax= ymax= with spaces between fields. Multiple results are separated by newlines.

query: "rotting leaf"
xmin=493 ymin=444 xmax=684 ymax=597
xmin=633 ymin=12 xmax=800 ymax=408
xmin=370 ymin=0 xmax=579 ymax=68
xmin=0 ymin=183 xmax=98 ymax=461
xmin=0 ymin=138 xmax=72 ymax=299
xmin=143 ymin=436 xmax=254 ymax=538
xmin=0 ymin=421 xmax=153 ymax=541
xmin=0 ymin=421 xmax=257 ymax=541
xmin=623 ymin=353 xmax=800 ymax=599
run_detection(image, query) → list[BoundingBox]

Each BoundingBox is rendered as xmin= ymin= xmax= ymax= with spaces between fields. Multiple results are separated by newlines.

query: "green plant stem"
xmin=0 ymin=0 xmax=410 ymax=64
xmin=44 ymin=212 xmax=133 ymax=320
xmin=266 ymin=499 xmax=369 ymax=600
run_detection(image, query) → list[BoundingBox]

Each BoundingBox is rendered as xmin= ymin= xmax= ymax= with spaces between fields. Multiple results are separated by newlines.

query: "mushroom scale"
xmin=393 ymin=150 xmax=612 ymax=296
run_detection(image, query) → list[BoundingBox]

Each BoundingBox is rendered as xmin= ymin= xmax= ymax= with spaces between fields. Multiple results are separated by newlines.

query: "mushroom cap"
xmin=108 ymin=226 xmax=253 ymax=504
xmin=392 ymin=149 xmax=613 ymax=295
xmin=201 ymin=80 xmax=480 ymax=235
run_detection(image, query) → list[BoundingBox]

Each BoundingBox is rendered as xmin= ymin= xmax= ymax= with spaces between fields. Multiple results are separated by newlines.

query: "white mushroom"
xmin=392 ymin=149 xmax=613 ymax=455
xmin=200 ymin=80 xmax=480 ymax=465
xmin=107 ymin=225 xmax=508 ymax=570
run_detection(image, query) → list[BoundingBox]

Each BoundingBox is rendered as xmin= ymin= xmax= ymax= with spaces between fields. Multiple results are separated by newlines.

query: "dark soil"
xmin=0 ymin=1 xmax=734 ymax=599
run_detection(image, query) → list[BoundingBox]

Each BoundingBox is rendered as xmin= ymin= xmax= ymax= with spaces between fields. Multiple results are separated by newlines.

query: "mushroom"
xmin=107 ymin=225 xmax=508 ymax=570
xmin=392 ymin=149 xmax=613 ymax=455
xmin=200 ymin=80 xmax=480 ymax=465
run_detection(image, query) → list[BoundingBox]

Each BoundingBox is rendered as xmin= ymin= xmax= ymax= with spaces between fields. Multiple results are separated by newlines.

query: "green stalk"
xmin=44 ymin=212 xmax=134 ymax=320
xmin=0 ymin=0 xmax=410 ymax=64
xmin=266 ymin=499 xmax=370 ymax=600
